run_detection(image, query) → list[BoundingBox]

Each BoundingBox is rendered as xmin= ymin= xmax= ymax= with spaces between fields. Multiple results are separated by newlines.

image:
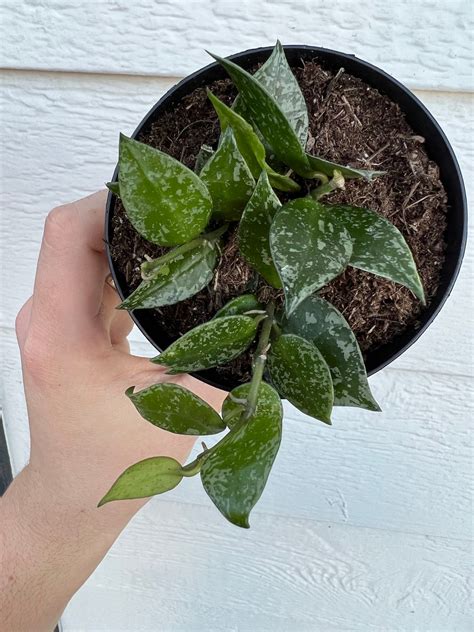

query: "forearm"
xmin=0 ymin=465 xmax=143 ymax=632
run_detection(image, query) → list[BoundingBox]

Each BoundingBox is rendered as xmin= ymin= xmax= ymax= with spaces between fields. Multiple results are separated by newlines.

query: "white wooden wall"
xmin=1 ymin=2 xmax=473 ymax=630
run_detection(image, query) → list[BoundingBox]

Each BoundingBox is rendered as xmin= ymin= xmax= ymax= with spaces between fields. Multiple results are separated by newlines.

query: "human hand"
xmin=1 ymin=191 xmax=226 ymax=631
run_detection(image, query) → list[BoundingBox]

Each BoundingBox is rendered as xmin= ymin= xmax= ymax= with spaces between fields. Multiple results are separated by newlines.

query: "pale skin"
xmin=0 ymin=191 xmax=226 ymax=631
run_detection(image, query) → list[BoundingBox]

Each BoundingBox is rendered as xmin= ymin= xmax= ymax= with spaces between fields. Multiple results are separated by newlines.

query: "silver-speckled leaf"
xmin=118 ymin=240 xmax=217 ymax=310
xmin=213 ymin=294 xmax=263 ymax=319
xmin=270 ymin=198 xmax=353 ymax=315
xmin=194 ymin=144 xmax=214 ymax=174
xmin=210 ymin=53 xmax=312 ymax=178
xmin=306 ymin=154 xmax=384 ymax=182
xmin=283 ymin=295 xmax=380 ymax=411
xmin=328 ymin=203 xmax=425 ymax=302
xmin=200 ymin=127 xmax=255 ymax=221
xmin=207 ymin=90 xmax=299 ymax=192
xmin=268 ymin=333 xmax=334 ymax=424
xmin=201 ymin=382 xmax=282 ymax=528
xmin=239 ymin=171 xmax=282 ymax=288
xmin=118 ymin=134 xmax=212 ymax=246
xmin=126 ymin=384 xmax=226 ymax=435
xmin=152 ymin=315 xmax=259 ymax=372
xmin=98 ymin=456 xmax=183 ymax=506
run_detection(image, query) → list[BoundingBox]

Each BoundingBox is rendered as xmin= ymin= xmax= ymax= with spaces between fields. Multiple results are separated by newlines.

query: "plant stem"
xmin=243 ymin=302 xmax=275 ymax=421
xmin=310 ymin=170 xmax=345 ymax=201
xmin=140 ymin=224 xmax=228 ymax=280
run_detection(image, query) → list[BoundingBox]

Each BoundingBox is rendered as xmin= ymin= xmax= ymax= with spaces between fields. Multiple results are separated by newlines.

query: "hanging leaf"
xmin=126 ymin=384 xmax=226 ymax=435
xmin=106 ymin=181 xmax=120 ymax=196
xmin=238 ymin=40 xmax=308 ymax=147
xmin=306 ymin=154 xmax=385 ymax=182
xmin=118 ymin=240 xmax=217 ymax=310
xmin=239 ymin=171 xmax=282 ymax=288
xmin=268 ymin=333 xmax=334 ymax=424
xmin=194 ymin=144 xmax=214 ymax=174
xmin=270 ymin=198 xmax=353 ymax=315
xmin=207 ymin=90 xmax=299 ymax=192
xmin=283 ymin=296 xmax=380 ymax=411
xmin=98 ymin=456 xmax=184 ymax=506
xmin=200 ymin=127 xmax=255 ymax=221
xmin=328 ymin=203 xmax=425 ymax=302
xmin=201 ymin=382 xmax=282 ymax=528
xmin=152 ymin=315 xmax=259 ymax=372
xmin=209 ymin=53 xmax=312 ymax=178
xmin=213 ymin=294 xmax=263 ymax=319
xmin=118 ymin=134 xmax=212 ymax=246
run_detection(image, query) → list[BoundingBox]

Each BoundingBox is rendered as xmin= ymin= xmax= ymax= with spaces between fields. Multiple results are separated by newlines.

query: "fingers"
xmin=30 ymin=191 xmax=109 ymax=349
xmin=15 ymin=297 xmax=33 ymax=350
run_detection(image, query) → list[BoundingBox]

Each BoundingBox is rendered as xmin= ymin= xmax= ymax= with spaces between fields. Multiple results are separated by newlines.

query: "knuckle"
xmin=21 ymin=332 xmax=56 ymax=382
xmin=44 ymin=204 xmax=77 ymax=245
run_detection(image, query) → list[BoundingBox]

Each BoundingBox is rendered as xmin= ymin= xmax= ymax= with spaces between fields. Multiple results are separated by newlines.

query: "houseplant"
xmin=101 ymin=43 xmax=466 ymax=527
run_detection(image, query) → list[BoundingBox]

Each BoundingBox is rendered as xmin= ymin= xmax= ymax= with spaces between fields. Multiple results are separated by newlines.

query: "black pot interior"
xmin=106 ymin=46 xmax=467 ymax=392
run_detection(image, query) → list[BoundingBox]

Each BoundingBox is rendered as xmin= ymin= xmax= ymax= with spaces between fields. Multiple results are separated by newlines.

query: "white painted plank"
xmin=1 ymin=0 xmax=473 ymax=92
xmin=1 ymin=71 xmax=472 ymax=378
xmin=61 ymin=500 xmax=472 ymax=631
xmin=3 ymin=332 xmax=472 ymax=540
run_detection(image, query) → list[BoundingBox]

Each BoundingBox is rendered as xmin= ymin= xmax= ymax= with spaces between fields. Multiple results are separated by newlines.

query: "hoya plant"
xmin=100 ymin=43 xmax=424 ymax=528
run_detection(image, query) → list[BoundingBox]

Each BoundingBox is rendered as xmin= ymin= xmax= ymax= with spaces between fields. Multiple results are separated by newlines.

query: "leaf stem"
xmin=310 ymin=170 xmax=345 ymax=200
xmin=140 ymin=225 xmax=228 ymax=280
xmin=243 ymin=302 xmax=275 ymax=421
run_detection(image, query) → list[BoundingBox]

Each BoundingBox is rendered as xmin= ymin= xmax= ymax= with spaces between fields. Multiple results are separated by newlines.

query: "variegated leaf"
xmin=201 ymin=382 xmax=282 ymax=528
xmin=194 ymin=144 xmax=214 ymax=174
xmin=270 ymin=198 xmax=353 ymax=315
xmin=152 ymin=315 xmax=259 ymax=372
xmin=283 ymin=295 xmax=380 ymax=411
xmin=306 ymin=154 xmax=384 ymax=182
xmin=268 ymin=333 xmax=334 ymax=424
xmin=213 ymin=294 xmax=263 ymax=319
xmin=118 ymin=134 xmax=212 ymax=246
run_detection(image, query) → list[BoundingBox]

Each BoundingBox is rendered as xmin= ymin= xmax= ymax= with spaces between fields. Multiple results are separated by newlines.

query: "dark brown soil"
xmin=110 ymin=60 xmax=447 ymax=384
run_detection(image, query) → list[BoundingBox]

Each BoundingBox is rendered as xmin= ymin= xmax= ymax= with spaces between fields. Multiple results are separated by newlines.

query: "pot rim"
xmin=105 ymin=44 xmax=467 ymax=392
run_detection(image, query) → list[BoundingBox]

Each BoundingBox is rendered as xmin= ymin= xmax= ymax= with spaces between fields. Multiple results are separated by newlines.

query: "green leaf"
xmin=306 ymin=154 xmax=385 ymax=182
xmin=200 ymin=127 xmax=255 ymax=221
xmin=98 ymin=456 xmax=183 ymax=506
xmin=126 ymin=384 xmax=225 ymax=435
xmin=201 ymin=382 xmax=282 ymax=528
xmin=270 ymin=198 xmax=353 ymax=315
xmin=283 ymin=296 xmax=380 ymax=411
xmin=152 ymin=315 xmax=259 ymax=372
xmin=209 ymin=53 xmax=312 ymax=178
xmin=239 ymin=171 xmax=282 ymax=288
xmin=194 ymin=144 xmax=214 ymax=174
xmin=328 ymin=203 xmax=425 ymax=302
xmin=118 ymin=240 xmax=217 ymax=310
xmin=207 ymin=90 xmax=299 ymax=193
xmin=213 ymin=294 xmax=263 ymax=319
xmin=268 ymin=333 xmax=333 ymax=424
xmin=245 ymin=40 xmax=308 ymax=147
xmin=106 ymin=181 xmax=120 ymax=196
xmin=118 ymin=134 xmax=212 ymax=246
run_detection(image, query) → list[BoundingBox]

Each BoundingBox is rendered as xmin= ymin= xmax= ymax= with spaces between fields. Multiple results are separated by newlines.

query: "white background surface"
xmin=1 ymin=1 xmax=473 ymax=630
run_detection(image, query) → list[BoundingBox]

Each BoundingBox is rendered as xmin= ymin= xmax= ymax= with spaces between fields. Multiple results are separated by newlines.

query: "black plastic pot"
xmin=105 ymin=45 xmax=467 ymax=391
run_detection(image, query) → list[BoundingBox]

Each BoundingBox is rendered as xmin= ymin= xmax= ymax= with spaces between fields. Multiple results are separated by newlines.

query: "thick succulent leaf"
xmin=209 ymin=53 xmax=312 ymax=178
xmin=119 ymin=240 xmax=217 ymax=310
xmin=329 ymin=203 xmax=425 ymax=302
xmin=126 ymin=384 xmax=226 ymax=435
xmin=270 ymin=198 xmax=353 ymax=315
xmin=239 ymin=171 xmax=282 ymax=288
xmin=207 ymin=90 xmax=299 ymax=193
xmin=194 ymin=144 xmax=214 ymax=174
xmin=152 ymin=315 xmax=258 ymax=372
xmin=306 ymin=154 xmax=384 ymax=182
xmin=106 ymin=181 xmax=120 ymax=196
xmin=119 ymin=134 xmax=212 ymax=246
xmin=283 ymin=296 xmax=380 ymax=411
xmin=201 ymin=382 xmax=282 ymax=528
xmin=98 ymin=456 xmax=183 ymax=506
xmin=213 ymin=294 xmax=263 ymax=319
xmin=251 ymin=40 xmax=308 ymax=147
xmin=200 ymin=127 xmax=255 ymax=221
xmin=268 ymin=333 xmax=334 ymax=424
